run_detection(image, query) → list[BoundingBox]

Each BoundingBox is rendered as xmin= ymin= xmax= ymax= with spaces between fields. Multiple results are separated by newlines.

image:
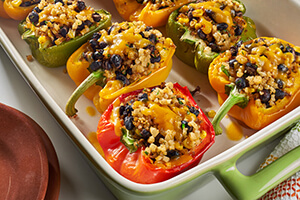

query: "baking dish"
xmin=0 ymin=0 xmax=300 ymax=199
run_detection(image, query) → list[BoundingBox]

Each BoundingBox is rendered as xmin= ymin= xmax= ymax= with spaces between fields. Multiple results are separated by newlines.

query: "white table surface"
xmin=0 ymin=44 xmax=284 ymax=199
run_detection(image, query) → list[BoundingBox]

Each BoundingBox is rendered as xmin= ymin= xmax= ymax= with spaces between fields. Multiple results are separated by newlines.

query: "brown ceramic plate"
xmin=41 ymin=125 xmax=61 ymax=200
xmin=0 ymin=103 xmax=58 ymax=200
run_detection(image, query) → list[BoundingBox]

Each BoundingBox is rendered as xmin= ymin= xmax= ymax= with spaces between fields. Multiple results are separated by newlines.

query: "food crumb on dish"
xmin=26 ymin=55 xmax=34 ymax=62
xmin=207 ymin=109 xmax=216 ymax=118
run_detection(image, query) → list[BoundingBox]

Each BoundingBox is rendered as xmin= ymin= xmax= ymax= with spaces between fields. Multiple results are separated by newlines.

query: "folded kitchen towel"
xmin=258 ymin=121 xmax=300 ymax=200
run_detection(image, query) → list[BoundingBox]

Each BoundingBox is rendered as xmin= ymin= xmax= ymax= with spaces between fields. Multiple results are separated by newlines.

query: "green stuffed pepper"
xmin=166 ymin=0 xmax=257 ymax=74
xmin=18 ymin=0 xmax=111 ymax=68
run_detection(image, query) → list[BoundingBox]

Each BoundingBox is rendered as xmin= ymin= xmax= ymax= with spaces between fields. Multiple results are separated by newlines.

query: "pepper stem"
xmin=65 ymin=70 xmax=104 ymax=117
xmin=120 ymin=128 xmax=138 ymax=153
xmin=211 ymin=86 xmax=248 ymax=135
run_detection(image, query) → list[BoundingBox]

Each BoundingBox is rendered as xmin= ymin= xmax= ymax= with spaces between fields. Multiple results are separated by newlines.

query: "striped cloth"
xmin=258 ymin=121 xmax=300 ymax=200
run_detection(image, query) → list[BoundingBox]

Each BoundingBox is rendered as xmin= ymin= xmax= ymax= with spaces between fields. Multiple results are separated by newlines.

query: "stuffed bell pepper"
xmin=166 ymin=0 xmax=257 ymax=74
xmin=97 ymin=82 xmax=215 ymax=184
xmin=18 ymin=0 xmax=112 ymax=67
xmin=209 ymin=37 xmax=300 ymax=135
xmin=1 ymin=0 xmax=10 ymax=19
xmin=112 ymin=0 xmax=194 ymax=27
xmin=2 ymin=0 xmax=40 ymax=20
xmin=65 ymin=21 xmax=176 ymax=116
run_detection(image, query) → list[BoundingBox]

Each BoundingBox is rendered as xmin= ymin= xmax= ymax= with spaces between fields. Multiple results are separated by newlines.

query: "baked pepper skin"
xmin=209 ymin=37 xmax=300 ymax=134
xmin=166 ymin=0 xmax=257 ymax=74
xmin=97 ymin=83 xmax=215 ymax=184
xmin=17 ymin=9 xmax=112 ymax=68
xmin=65 ymin=21 xmax=176 ymax=116
xmin=0 ymin=0 xmax=10 ymax=19
xmin=3 ymin=0 xmax=38 ymax=20
xmin=113 ymin=0 xmax=194 ymax=27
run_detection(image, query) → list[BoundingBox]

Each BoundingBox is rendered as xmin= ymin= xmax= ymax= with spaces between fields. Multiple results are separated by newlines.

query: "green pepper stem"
xmin=211 ymin=86 xmax=248 ymax=135
xmin=65 ymin=70 xmax=104 ymax=117
xmin=120 ymin=128 xmax=138 ymax=153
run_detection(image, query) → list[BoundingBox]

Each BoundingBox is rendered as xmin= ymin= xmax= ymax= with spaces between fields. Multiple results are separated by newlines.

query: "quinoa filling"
xmin=24 ymin=0 xmax=106 ymax=48
xmin=176 ymin=0 xmax=246 ymax=53
xmin=219 ymin=38 xmax=300 ymax=108
xmin=82 ymin=21 xmax=174 ymax=88
xmin=136 ymin=0 xmax=177 ymax=11
xmin=113 ymin=82 xmax=207 ymax=167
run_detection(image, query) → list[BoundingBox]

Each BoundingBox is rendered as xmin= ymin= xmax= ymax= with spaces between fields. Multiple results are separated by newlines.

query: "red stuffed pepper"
xmin=97 ymin=82 xmax=215 ymax=184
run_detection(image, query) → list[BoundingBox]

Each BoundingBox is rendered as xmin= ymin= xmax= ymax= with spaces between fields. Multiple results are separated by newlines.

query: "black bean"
xmin=141 ymin=129 xmax=151 ymax=140
xmin=84 ymin=20 xmax=92 ymax=27
xmin=148 ymin=34 xmax=157 ymax=43
xmin=145 ymin=26 xmax=153 ymax=31
xmin=229 ymin=59 xmax=237 ymax=68
xmin=189 ymin=106 xmax=200 ymax=117
xmin=181 ymin=120 xmax=193 ymax=133
xmin=167 ymin=150 xmax=180 ymax=159
xmin=103 ymin=60 xmax=112 ymax=70
xmin=150 ymin=55 xmax=161 ymax=63
xmin=197 ymin=29 xmax=207 ymax=40
xmin=187 ymin=8 xmax=194 ymax=21
xmin=124 ymin=104 xmax=133 ymax=116
xmin=285 ymin=46 xmax=294 ymax=54
xmin=217 ymin=23 xmax=228 ymax=31
xmin=260 ymin=89 xmax=271 ymax=103
xmin=277 ymin=79 xmax=284 ymax=89
xmin=236 ymin=40 xmax=243 ymax=48
xmin=124 ymin=116 xmax=134 ymax=130
xmin=54 ymin=0 xmax=64 ymax=5
xmin=110 ymin=54 xmax=122 ymax=69
xmin=138 ymin=93 xmax=148 ymax=101
xmin=59 ymin=26 xmax=69 ymax=37
xmin=76 ymin=0 xmax=86 ymax=11
xmin=116 ymin=72 xmax=130 ymax=85
xmin=99 ymin=41 xmax=108 ymax=49
xmin=92 ymin=50 xmax=104 ymax=60
xmin=20 ymin=1 xmax=32 ymax=6
xmin=229 ymin=46 xmax=238 ymax=56
xmin=235 ymin=77 xmax=247 ymax=89
xmin=245 ymin=62 xmax=257 ymax=76
xmin=92 ymin=12 xmax=102 ymax=22
xmin=154 ymin=134 xmax=164 ymax=146
xmin=235 ymin=11 xmax=243 ymax=17
xmin=235 ymin=26 xmax=243 ymax=36
xmin=92 ymin=32 xmax=101 ymax=40
xmin=139 ymin=31 xmax=146 ymax=38
xmin=107 ymin=25 xmax=114 ymax=35
xmin=33 ymin=7 xmax=42 ymax=13
xmin=40 ymin=21 xmax=47 ymax=26
xmin=277 ymin=64 xmax=289 ymax=73
xmin=90 ymin=60 xmax=102 ymax=71
xmin=209 ymin=42 xmax=220 ymax=53
xmin=76 ymin=22 xmax=85 ymax=31
xmin=144 ymin=44 xmax=155 ymax=51
xmin=275 ymin=89 xmax=285 ymax=100
xmin=279 ymin=44 xmax=285 ymax=52
xmin=220 ymin=4 xmax=226 ymax=10
xmin=119 ymin=105 xmax=125 ymax=116
xmin=126 ymin=67 xmax=133 ymax=75
xmin=205 ymin=9 xmax=215 ymax=21
xmin=89 ymin=39 xmax=99 ymax=50
xmin=28 ymin=11 xmax=39 ymax=24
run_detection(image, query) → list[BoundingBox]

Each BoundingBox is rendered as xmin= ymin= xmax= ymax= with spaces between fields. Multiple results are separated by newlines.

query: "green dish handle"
xmin=214 ymin=140 xmax=300 ymax=200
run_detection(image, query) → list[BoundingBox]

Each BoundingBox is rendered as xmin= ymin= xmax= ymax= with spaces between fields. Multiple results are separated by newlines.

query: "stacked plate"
xmin=0 ymin=103 xmax=60 ymax=200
